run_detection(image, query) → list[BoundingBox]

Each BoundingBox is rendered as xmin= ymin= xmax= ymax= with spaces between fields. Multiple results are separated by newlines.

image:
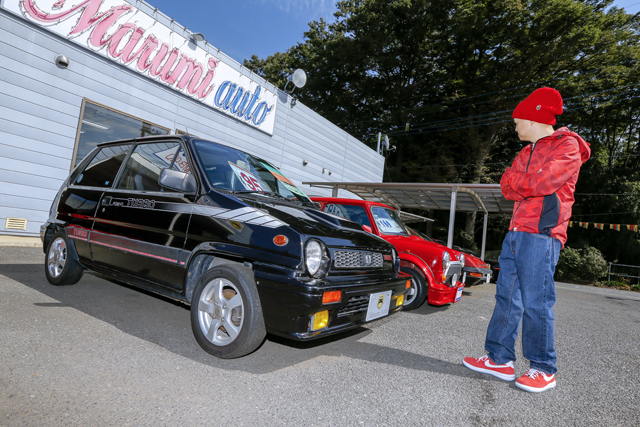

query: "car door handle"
xmin=102 ymin=196 xmax=112 ymax=206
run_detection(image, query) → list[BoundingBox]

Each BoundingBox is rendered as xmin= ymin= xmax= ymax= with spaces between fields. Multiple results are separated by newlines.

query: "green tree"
xmin=245 ymin=0 xmax=640 ymax=255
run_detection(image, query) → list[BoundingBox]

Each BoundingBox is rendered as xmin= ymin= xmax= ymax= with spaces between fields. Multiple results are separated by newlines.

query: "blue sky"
xmin=146 ymin=0 xmax=640 ymax=65
xmin=146 ymin=0 xmax=338 ymax=63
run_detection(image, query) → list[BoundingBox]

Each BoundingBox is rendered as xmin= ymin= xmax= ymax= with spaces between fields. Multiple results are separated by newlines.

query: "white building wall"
xmin=0 ymin=5 xmax=384 ymax=237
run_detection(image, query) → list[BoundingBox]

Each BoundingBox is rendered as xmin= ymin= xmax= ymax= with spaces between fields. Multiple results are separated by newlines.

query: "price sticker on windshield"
xmin=229 ymin=162 xmax=265 ymax=192
xmin=375 ymin=218 xmax=404 ymax=234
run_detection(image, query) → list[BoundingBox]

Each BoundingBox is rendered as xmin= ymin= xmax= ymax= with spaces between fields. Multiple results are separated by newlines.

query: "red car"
xmin=405 ymin=226 xmax=492 ymax=286
xmin=312 ymin=197 xmax=466 ymax=309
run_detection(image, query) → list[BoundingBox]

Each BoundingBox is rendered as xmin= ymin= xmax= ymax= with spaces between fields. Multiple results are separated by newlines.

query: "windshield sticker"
xmin=260 ymin=162 xmax=308 ymax=199
xmin=374 ymin=217 xmax=404 ymax=234
xmin=153 ymin=147 xmax=190 ymax=173
xmin=282 ymin=182 xmax=307 ymax=199
xmin=229 ymin=161 xmax=266 ymax=192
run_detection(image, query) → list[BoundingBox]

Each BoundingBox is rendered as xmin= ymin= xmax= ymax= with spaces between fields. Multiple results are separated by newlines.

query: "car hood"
xmin=208 ymin=192 xmax=392 ymax=251
xmin=384 ymin=235 xmax=454 ymax=257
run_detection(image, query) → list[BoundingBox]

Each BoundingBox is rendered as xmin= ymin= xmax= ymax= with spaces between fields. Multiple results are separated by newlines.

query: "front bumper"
xmin=427 ymin=280 xmax=465 ymax=305
xmin=464 ymin=266 xmax=492 ymax=285
xmin=255 ymin=273 xmax=410 ymax=340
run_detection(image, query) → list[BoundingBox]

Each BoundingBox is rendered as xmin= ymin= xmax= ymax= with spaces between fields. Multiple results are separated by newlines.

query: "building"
xmin=0 ymin=0 xmax=385 ymax=238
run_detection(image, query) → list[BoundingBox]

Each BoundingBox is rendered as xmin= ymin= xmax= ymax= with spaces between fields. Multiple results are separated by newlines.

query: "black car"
xmin=41 ymin=135 xmax=409 ymax=358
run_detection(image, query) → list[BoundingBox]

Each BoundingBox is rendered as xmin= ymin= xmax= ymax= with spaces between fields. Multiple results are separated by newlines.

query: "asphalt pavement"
xmin=1 ymin=247 xmax=639 ymax=426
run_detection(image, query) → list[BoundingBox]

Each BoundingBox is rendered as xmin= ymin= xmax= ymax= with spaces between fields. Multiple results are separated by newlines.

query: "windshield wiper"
xmin=232 ymin=190 xmax=291 ymax=201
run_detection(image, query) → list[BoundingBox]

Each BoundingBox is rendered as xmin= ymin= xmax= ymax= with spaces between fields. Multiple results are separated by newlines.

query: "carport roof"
xmin=303 ymin=182 xmax=514 ymax=214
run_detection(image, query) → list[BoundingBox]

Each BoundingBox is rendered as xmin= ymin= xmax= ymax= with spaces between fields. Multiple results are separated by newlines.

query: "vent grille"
xmin=334 ymin=250 xmax=383 ymax=268
xmin=5 ymin=218 xmax=27 ymax=231
xmin=337 ymin=295 xmax=370 ymax=317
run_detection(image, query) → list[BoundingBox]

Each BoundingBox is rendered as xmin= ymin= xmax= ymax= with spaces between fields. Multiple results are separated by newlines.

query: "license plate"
xmin=365 ymin=290 xmax=392 ymax=321
xmin=454 ymin=286 xmax=463 ymax=302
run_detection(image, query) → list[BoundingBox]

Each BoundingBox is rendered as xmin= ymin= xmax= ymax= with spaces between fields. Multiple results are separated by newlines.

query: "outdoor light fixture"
xmin=190 ymin=32 xmax=205 ymax=43
xmin=284 ymin=68 xmax=307 ymax=94
xmin=55 ymin=55 xmax=70 ymax=68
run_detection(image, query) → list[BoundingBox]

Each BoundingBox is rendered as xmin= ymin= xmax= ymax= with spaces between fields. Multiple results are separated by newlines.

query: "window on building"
xmin=72 ymin=100 xmax=170 ymax=168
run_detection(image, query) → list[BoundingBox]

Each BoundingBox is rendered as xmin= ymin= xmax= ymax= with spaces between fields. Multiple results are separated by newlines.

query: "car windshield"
xmin=370 ymin=206 xmax=408 ymax=235
xmin=192 ymin=140 xmax=311 ymax=203
xmin=406 ymin=226 xmax=437 ymax=242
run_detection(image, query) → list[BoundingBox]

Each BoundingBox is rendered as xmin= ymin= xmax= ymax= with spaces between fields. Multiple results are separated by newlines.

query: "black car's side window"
xmin=73 ymin=144 xmax=132 ymax=188
xmin=116 ymin=142 xmax=189 ymax=192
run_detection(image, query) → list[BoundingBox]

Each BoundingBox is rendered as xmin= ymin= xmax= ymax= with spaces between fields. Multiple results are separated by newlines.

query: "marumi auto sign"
xmin=6 ymin=0 xmax=278 ymax=134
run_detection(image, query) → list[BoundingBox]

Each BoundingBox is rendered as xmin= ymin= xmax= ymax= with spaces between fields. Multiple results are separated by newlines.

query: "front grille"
xmin=337 ymin=295 xmax=369 ymax=317
xmin=334 ymin=250 xmax=384 ymax=268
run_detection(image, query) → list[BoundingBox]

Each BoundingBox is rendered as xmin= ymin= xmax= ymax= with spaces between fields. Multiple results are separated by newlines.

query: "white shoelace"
xmin=524 ymin=368 xmax=542 ymax=378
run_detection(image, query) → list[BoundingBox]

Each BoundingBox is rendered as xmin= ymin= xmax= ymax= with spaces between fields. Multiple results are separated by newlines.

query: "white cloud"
xmin=260 ymin=0 xmax=337 ymax=19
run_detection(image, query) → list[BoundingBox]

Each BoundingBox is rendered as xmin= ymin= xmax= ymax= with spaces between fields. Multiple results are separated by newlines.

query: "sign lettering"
xmin=6 ymin=0 xmax=278 ymax=134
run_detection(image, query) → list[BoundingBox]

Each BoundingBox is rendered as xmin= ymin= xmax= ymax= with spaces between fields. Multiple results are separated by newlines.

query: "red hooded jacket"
xmin=500 ymin=127 xmax=591 ymax=247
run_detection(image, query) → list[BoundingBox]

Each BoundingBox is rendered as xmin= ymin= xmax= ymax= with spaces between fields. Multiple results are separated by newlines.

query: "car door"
xmin=57 ymin=143 xmax=133 ymax=263
xmin=90 ymin=140 xmax=195 ymax=291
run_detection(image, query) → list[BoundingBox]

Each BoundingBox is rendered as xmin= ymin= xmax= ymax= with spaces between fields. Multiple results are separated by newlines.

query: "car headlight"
xmin=442 ymin=251 xmax=451 ymax=272
xmin=305 ymin=240 xmax=330 ymax=278
xmin=459 ymin=253 xmax=465 ymax=268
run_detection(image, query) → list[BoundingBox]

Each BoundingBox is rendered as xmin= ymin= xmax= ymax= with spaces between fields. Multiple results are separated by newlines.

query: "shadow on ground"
xmin=1 ymin=262 xmax=483 ymax=379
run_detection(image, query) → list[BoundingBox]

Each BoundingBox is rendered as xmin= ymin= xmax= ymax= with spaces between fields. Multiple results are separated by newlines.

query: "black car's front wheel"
xmin=44 ymin=232 xmax=83 ymax=286
xmin=190 ymin=265 xmax=266 ymax=359
xmin=400 ymin=267 xmax=427 ymax=310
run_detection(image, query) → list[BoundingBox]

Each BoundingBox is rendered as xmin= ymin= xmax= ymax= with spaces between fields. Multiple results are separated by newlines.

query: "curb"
xmin=0 ymin=236 xmax=43 ymax=248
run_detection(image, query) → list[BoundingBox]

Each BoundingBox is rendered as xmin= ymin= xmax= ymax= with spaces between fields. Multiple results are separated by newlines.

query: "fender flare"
xmin=399 ymin=253 xmax=436 ymax=285
xmin=183 ymin=244 xmax=254 ymax=303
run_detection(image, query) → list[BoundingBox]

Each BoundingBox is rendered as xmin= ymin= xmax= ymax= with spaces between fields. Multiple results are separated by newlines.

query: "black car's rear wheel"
xmin=44 ymin=232 xmax=83 ymax=286
xmin=190 ymin=265 xmax=266 ymax=359
xmin=400 ymin=267 xmax=427 ymax=310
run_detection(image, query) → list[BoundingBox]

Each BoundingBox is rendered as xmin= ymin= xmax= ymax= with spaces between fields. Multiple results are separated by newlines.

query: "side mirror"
xmin=158 ymin=168 xmax=197 ymax=193
xmin=362 ymin=225 xmax=373 ymax=233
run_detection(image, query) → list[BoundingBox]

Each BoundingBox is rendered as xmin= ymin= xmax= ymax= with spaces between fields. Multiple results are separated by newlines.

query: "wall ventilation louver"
xmin=5 ymin=218 xmax=28 ymax=231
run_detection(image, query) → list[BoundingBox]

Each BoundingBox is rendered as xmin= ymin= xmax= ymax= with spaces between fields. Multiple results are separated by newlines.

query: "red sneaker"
xmin=463 ymin=355 xmax=515 ymax=381
xmin=515 ymin=369 xmax=556 ymax=393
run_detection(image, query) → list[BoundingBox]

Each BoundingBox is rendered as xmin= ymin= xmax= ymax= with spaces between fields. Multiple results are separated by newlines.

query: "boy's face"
xmin=513 ymin=118 xmax=531 ymax=142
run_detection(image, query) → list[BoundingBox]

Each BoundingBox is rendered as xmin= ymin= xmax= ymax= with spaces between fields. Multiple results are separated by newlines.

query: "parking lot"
xmin=1 ymin=246 xmax=639 ymax=426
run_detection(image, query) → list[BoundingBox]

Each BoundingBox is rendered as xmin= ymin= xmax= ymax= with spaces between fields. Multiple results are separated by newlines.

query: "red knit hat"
xmin=512 ymin=87 xmax=563 ymax=125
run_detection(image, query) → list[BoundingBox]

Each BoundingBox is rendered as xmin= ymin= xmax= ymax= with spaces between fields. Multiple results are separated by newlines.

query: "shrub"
xmin=556 ymin=246 xmax=608 ymax=283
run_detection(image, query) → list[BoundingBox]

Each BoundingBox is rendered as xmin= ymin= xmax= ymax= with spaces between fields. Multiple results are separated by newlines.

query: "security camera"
xmin=55 ymin=55 xmax=70 ymax=68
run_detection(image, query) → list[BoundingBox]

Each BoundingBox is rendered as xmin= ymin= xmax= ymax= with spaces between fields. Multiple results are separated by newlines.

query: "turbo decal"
xmin=67 ymin=226 xmax=90 ymax=242
xmin=107 ymin=197 xmax=156 ymax=209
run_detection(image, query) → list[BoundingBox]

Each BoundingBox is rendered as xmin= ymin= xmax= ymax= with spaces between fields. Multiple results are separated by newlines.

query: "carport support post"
xmin=481 ymin=213 xmax=488 ymax=260
xmin=332 ymin=185 xmax=338 ymax=197
xmin=447 ymin=186 xmax=457 ymax=249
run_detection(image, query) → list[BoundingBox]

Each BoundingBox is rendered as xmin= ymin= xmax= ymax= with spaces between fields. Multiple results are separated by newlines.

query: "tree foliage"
xmin=244 ymin=0 xmax=640 ymax=265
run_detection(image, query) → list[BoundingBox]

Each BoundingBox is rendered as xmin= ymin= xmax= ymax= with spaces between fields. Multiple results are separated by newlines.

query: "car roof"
xmin=96 ymin=134 xmax=191 ymax=147
xmin=310 ymin=197 xmax=394 ymax=210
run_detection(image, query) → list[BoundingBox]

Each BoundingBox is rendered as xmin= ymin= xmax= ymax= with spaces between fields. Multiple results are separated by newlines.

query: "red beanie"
xmin=512 ymin=87 xmax=563 ymax=125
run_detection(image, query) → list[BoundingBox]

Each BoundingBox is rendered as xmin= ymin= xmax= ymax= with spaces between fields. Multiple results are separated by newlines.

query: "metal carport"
xmin=303 ymin=182 xmax=514 ymax=260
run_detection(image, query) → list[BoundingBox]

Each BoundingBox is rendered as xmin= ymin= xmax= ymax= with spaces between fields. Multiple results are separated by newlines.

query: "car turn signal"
xmin=322 ymin=290 xmax=342 ymax=304
xmin=273 ymin=235 xmax=288 ymax=246
xmin=396 ymin=295 xmax=405 ymax=307
xmin=406 ymin=280 xmax=411 ymax=289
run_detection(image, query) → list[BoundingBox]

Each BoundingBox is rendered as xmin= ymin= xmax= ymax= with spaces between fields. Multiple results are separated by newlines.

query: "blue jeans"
xmin=485 ymin=231 xmax=562 ymax=375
